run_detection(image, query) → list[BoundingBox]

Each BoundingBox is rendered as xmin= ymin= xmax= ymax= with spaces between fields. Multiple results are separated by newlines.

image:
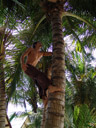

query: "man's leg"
xmin=25 ymin=64 xmax=64 ymax=97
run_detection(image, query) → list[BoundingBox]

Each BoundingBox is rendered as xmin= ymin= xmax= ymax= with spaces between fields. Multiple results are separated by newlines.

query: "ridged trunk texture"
xmin=41 ymin=107 xmax=47 ymax=128
xmin=41 ymin=66 xmax=52 ymax=128
xmin=45 ymin=9 xmax=65 ymax=128
xmin=0 ymin=60 xmax=6 ymax=128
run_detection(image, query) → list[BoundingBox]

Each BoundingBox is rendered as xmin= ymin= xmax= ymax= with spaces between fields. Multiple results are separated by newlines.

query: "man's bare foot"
xmin=44 ymin=86 xmax=64 ymax=107
xmin=48 ymin=85 xmax=64 ymax=94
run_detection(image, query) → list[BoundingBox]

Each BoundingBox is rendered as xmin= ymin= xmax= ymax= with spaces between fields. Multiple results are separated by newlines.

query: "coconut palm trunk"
xmin=0 ymin=59 xmax=6 ymax=128
xmin=45 ymin=5 xmax=65 ymax=128
xmin=0 ymin=27 xmax=8 ymax=128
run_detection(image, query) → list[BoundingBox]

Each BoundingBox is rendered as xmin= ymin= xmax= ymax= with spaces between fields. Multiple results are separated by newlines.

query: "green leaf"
xmin=12 ymin=0 xmax=26 ymax=10
xmin=9 ymin=112 xmax=17 ymax=122
xmin=91 ymin=72 xmax=96 ymax=79
xmin=74 ymin=106 xmax=80 ymax=121
xmin=72 ymin=40 xmax=75 ymax=45
xmin=29 ymin=15 xmax=46 ymax=41
xmin=62 ymin=12 xmax=96 ymax=31
xmin=76 ymin=41 xmax=81 ymax=52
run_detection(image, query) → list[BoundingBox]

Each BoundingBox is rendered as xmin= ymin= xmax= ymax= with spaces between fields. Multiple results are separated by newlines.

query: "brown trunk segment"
xmin=45 ymin=9 xmax=65 ymax=128
xmin=0 ymin=62 xmax=6 ymax=128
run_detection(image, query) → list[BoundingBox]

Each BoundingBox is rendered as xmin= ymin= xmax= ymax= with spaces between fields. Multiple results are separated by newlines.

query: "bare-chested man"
xmin=21 ymin=42 xmax=62 ymax=106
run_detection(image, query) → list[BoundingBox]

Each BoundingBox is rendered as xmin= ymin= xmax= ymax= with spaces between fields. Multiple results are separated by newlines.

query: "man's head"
xmin=33 ymin=42 xmax=42 ymax=49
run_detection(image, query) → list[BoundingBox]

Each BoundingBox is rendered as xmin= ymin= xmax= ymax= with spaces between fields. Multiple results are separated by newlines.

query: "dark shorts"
xmin=25 ymin=64 xmax=51 ymax=98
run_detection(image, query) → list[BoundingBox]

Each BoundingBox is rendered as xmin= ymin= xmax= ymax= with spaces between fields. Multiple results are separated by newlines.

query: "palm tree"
xmin=0 ymin=26 xmax=11 ymax=128
xmin=1 ymin=1 xmax=96 ymax=128
xmin=0 ymin=49 xmax=6 ymax=128
xmin=40 ymin=0 xmax=96 ymax=127
xmin=73 ymin=104 xmax=96 ymax=128
xmin=68 ymin=0 xmax=96 ymax=17
xmin=37 ymin=1 xmax=66 ymax=127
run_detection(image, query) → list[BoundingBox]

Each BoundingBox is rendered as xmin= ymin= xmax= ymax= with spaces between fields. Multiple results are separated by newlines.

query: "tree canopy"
xmin=0 ymin=0 xmax=96 ymax=127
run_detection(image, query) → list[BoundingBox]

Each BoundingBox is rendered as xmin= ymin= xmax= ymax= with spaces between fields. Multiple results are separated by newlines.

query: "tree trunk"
xmin=41 ymin=107 xmax=47 ymax=128
xmin=45 ymin=9 xmax=65 ymax=128
xmin=0 ymin=55 xmax=6 ymax=127
xmin=41 ymin=66 xmax=52 ymax=128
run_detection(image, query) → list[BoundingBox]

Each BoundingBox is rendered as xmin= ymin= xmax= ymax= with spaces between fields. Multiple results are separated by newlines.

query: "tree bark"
xmin=45 ymin=9 xmax=65 ymax=128
xmin=0 ymin=41 xmax=6 ymax=128
xmin=41 ymin=66 xmax=52 ymax=128
xmin=0 ymin=61 xmax=6 ymax=128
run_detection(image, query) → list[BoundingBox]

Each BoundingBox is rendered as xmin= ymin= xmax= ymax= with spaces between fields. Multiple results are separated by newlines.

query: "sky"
xmin=7 ymin=103 xmax=31 ymax=128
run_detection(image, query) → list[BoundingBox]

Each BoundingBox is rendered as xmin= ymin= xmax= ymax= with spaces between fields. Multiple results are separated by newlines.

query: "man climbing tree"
xmin=21 ymin=42 xmax=63 ymax=106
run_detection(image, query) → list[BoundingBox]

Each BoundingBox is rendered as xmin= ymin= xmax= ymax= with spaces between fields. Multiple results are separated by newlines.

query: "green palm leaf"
xmin=12 ymin=0 xmax=26 ymax=10
xmin=62 ymin=12 xmax=96 ymax=30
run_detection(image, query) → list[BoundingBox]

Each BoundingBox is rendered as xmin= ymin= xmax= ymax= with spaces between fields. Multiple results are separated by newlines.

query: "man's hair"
xmin=32 ymin=42 xmax=38 ymax=48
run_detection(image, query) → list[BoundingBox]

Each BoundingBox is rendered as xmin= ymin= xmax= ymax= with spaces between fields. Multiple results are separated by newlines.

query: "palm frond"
xmin=62 ymin=12 xmax=96 ymax=30
xmin=7 ymin=63 xmax=22 ymax=101
xmin=12 ymin=0 xmax=26 ymax=10
xmin=29 ymin=15 xmax=46 ymax=41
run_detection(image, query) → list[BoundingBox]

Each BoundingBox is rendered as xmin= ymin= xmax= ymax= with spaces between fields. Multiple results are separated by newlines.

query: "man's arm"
xmin=21 ymin=47 xmax=32 ymax=64
xmin=21 ymin=47 xmax=33 ymax=71
xmin=40 ymin=52 xmax=52 ymax=56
